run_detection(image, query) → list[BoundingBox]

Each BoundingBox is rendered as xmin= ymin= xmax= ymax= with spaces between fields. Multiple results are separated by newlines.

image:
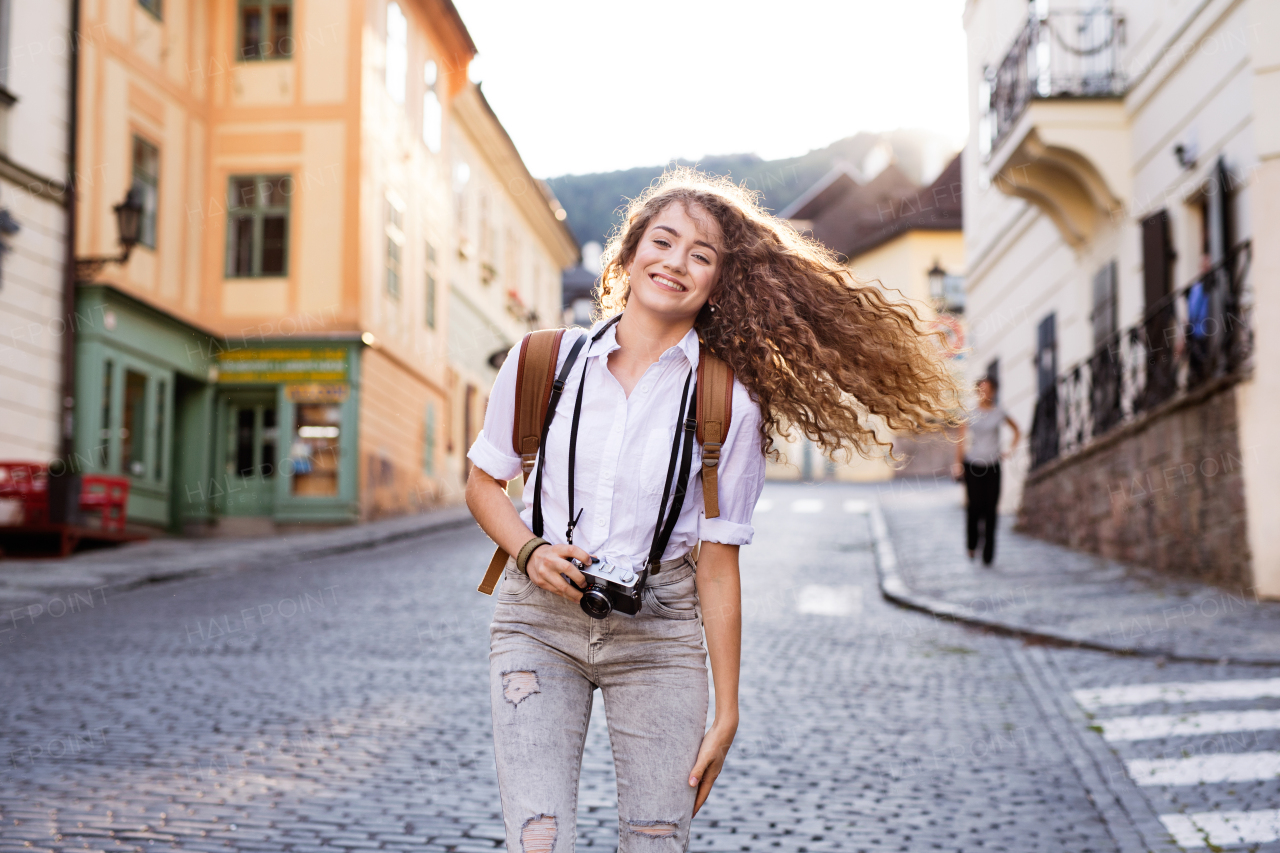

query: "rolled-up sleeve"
xmin=698 ymin=379 xmax=766 ymax=545
xmin=466 ymin=339 xmax=525 ymax=481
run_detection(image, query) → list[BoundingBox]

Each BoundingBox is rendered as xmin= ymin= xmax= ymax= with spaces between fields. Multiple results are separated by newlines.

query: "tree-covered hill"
xmin=546 ymin=129 xmax=957 ymax=250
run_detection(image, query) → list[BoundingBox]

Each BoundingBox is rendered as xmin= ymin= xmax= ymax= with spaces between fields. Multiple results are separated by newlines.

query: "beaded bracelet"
xmin=515 ymin=536 xmax=550 ymax=575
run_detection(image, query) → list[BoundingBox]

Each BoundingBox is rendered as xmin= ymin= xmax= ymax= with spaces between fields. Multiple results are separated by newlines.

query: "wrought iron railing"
xmin=1030 ymin=241 xmax=1253 ymax=469
xmin=984 ymin=8 xmax=1127 ymax=155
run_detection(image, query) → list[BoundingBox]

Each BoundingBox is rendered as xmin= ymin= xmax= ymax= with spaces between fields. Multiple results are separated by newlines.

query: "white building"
xmin=962 ymin=0 xmax=1279 ymax=594
xmin=0 ymin=0 xmax=72 ymax=463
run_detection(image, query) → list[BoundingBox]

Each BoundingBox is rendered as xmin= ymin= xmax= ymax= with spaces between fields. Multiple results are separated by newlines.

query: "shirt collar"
xmin=586 ymin=317 xmax=701 ymax=370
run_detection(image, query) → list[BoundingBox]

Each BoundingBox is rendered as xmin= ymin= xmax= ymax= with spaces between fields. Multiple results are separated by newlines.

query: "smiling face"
xmin=623 ymin=201 xmax=722 ymax=324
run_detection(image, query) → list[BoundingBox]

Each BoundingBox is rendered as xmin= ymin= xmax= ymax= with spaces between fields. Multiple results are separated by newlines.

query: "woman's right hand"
xmin=525 ymin=543 xmax=594 ymax=603
xmin=951 ymin=461 xmax=964 ymax=482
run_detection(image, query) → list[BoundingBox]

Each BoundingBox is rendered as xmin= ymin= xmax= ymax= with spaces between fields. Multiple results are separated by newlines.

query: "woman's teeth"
xmin=653 ymin=275 xmax=685 ymax=292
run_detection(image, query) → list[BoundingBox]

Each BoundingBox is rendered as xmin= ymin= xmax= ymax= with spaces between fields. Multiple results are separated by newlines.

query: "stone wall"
xmin=1017 ymin=381 xmax=1251 ymax=587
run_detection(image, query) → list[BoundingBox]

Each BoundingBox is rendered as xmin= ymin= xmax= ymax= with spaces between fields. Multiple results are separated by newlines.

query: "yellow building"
xmin=71 ymin=0 xmax=575 ymax=531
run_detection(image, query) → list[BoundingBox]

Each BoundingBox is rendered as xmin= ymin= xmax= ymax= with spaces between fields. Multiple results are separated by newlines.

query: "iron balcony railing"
xmin=983 ymin=8 xmax=1127 ymax=156
xmin=1030 ymin=240 xmax=1253 ymax=469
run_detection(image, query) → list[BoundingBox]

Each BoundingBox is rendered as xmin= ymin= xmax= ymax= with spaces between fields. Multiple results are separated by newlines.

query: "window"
xmin=226 ymin=175 xmax=291 ymax=277
xmin=1035 ymin=313 xmax=1056 ymax=395
xmin=1091 ymin=260 xmax=1117 ymax=350
xmin=984 ymin=359 xmax=999 ymax=398
xmin=154 ymin=380 xmax=166 ymax=481
xmin=385 ymin=196 xmax=404 ymax=298
xmin=100 ymin=359 xmax=113 ymax=467
xmin=292 ymin=404 xmax=340 ymax=496
xmin=131 ymin=136 xmax=159 ymax=249
xmin=386 ymin=2 xmax=407 ymax=103
xmin=423 ymin=403 xmax=437 ymax=475
xmin=138 ymin=0 xmax=161 ymax=19
xmin=422 ymin=61 xmax=441 ymax=152
xmin=238 ymin=0 xmax=292 ymax=60
xmin=122 ymin=370 xmax=148 ymax=478
xmin=424 ymin=242 xmax=437 ymax=328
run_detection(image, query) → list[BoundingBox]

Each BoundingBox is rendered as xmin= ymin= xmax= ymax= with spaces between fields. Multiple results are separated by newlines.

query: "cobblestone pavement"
xmin=877 ymin=479 xmax=1280 ymax=663
xmin=3 ymin=481 xmax=1278 ymax=852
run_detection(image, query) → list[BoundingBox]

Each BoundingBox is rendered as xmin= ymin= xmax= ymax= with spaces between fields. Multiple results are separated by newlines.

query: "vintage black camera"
xmin=568 ymin=557 xmax=649 ymax=619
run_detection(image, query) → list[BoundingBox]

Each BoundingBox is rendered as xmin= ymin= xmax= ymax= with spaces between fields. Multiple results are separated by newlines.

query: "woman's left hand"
xmin=689 ymin=717 xmax=738 ymax=816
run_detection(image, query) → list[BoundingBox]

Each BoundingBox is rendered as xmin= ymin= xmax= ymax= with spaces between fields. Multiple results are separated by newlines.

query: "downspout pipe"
xmin=49 ymin=0 xmax=81 ymax=523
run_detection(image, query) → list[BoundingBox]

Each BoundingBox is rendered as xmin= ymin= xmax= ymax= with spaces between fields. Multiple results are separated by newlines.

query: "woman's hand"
xmin=525 ymin=543 xmax=593 ymax=603
xmin=689 ymin=716 xmax=738 ymax=816
xmin=951 ymin=461 xmax=964 ymax=481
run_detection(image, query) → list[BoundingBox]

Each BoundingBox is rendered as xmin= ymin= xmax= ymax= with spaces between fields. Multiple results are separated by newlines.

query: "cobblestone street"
xmin=4 ymin=481 xmax=1279 ymax=853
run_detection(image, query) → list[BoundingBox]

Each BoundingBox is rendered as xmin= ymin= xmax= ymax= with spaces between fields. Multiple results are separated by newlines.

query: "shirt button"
xmin=595 ymin=518 xmax=606 ymax=527
xmin=640 ymin=385 xmax=649 ymax=393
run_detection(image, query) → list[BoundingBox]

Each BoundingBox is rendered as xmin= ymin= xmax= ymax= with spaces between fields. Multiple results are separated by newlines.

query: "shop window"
xmin=154 ymin=380 xmax=166 ymax=481
xmin=123 ymin=370 xmax=148 ymax=478
xmin=227 ymin=175 xmax=291 ymax=278
xmin=239 ymin=0 xmax=292 ymax=60
xmin=291 ymin=404 xmax=340 ymax=496
xmin=132 ymin=136 xmax=159 ymax=249
xmin=100 ymin=359 xmax=113 ymax=468
xmin=386 ymin=2 xmax=407 ymax=104
xmin=138 ymin=0 xmax=161 ymax=20
xmin=262 ymin=407 xmax=277 ymax=475
xmin=386 ymin=196 xmax=404 ymax=299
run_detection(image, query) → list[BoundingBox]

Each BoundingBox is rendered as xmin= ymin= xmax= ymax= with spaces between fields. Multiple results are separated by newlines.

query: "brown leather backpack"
xmin=477 ymin=327 xmax=734 ymax=594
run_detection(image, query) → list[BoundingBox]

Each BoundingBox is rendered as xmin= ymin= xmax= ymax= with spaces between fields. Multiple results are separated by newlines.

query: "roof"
xmin=795 ymin=162 xmax=920 ymax=259
xmin=842 ymin=152 xmax=963 ymax=259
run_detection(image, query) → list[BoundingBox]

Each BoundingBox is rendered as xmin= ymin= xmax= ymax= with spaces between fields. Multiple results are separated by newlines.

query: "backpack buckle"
xmin=683 ymin=416 xmax=697 ymax=432
xmin=703 ymin=441 xmax=721 ymax=468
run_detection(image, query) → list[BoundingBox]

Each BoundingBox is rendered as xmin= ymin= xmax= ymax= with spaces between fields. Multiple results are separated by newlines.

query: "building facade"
xmin=70 ymin=0 xmax=574 ymax=532
xmin=0 ymin=0 xmax=72 ymax=470
xmin=962 ymin=0 xmax=1279 ymax=594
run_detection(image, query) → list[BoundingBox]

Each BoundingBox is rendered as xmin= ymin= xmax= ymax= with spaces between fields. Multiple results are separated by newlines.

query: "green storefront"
xmin=73 ymin=285 xmax=361 ymax=530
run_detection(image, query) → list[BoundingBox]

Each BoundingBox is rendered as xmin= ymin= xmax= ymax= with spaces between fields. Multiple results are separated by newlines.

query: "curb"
xmin=4 ymin=508 xmax=477 ymax=611
xmin=867 ymin=499 xmax=1280 ymax=667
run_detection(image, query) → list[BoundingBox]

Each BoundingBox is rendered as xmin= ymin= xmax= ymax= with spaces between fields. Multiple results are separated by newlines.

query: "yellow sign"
xmin=286 ymin=383 xmax=349 ymax=403
xmin=217 ymin=348 xmax=347 ymax=384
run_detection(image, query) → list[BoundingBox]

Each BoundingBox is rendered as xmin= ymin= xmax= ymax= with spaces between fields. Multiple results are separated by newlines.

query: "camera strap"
xmin=552 ymin=316 xmax=699 ymax=570
xmin=531 ymin=316 xmax=619 ymax=540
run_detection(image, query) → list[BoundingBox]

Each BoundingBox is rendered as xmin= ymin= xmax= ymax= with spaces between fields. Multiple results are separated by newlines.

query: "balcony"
xmin=981 ymin=8 xmax=1130 ymax=246
xmin=1030 ymin=241 xmax=1253 ymax=469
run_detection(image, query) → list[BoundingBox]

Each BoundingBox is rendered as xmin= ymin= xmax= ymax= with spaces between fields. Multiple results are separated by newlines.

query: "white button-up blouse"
xmin=467 ymin=318 xmax=767 ymax=567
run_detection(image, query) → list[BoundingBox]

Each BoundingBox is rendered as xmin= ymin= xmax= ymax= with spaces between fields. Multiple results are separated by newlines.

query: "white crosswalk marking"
xmin=843 ymin=499 xmax=869 ymax=514
xmin=795 ymin=585 xmax=862 ymax=616
xmin=1073 ymin=677 xmax=1280 ymax=711
xmin=1098 ymin=709 xmax=1280 ymax=741
xmin=1126 ymin=750 xmax=1280 ymax=786
xmin=791 ymin=499 xmax=823 ymax=513
xmin=1161 ymin=809 xmax=1280 ymax=849
xmin=1078 ymin=676 xmax=1280 ymax=846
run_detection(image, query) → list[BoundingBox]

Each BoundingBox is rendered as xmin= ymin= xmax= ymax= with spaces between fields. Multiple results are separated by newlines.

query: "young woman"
xmin=465 ymin=168 xmax=958 ymax=852
xmin=951 ymin=376 xmax=1021 ymax=565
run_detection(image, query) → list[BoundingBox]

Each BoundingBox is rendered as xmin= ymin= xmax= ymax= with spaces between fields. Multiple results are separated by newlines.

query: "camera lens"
xmin=580 ymin=586 xmax=612 ymax=619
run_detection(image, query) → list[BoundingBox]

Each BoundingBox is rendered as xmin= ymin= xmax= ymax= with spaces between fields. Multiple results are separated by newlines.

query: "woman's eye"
xmin=654 ymin=238 xmax=670 ymax=247
xmin=693 ymin=254 xmax=710 ymax=264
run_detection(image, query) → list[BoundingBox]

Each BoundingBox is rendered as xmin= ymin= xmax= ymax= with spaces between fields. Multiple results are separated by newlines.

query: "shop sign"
xmin=286 ymin=383 xmax=350 ymax=403
xmin=217 ymin=348 xmax=347 ymax=384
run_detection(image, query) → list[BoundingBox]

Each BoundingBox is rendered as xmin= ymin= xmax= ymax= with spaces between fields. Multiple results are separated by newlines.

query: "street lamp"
xmin=75 ymin=188 xmax=144 ymax=280
xmin=928 ymin=260 xmax=946 ymax=302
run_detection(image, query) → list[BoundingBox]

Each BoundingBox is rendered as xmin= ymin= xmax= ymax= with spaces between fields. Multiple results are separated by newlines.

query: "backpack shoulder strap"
xmin=512 ymin=328 xmax=565 ymax=480
xmin=696 ymin=347 xmax=734 ymax=519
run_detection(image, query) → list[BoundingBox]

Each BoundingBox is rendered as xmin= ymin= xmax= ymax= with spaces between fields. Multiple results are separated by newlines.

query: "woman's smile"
xmin=650 ymin=271 xmax=687 ymax=292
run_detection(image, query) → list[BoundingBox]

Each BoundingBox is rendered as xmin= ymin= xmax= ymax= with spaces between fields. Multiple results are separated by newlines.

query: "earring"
xmin=709 ymin=303 xmax=717 ymax=313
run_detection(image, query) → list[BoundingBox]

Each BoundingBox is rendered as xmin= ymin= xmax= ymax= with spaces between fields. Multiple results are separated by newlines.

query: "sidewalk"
xmin=872 ymin=480 xmax=1280 ymax=665
xmin=0 ymin=504 xmax=475 ymax=612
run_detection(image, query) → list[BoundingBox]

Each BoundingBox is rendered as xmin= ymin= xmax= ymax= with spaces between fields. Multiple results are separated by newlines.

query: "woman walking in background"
xmin=952 ymin=376 xmax=1021 ymax=566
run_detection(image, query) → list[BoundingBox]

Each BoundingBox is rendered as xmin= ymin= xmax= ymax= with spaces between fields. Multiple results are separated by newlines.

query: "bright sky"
xmin=450 ymin=0 xmax=971 ymax=179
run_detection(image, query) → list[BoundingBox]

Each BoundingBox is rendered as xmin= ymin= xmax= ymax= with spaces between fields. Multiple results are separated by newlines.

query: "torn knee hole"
xmin=502 ymin=670 xmax=540 ymax=706
xmin=520 ymin=814 xmax=556 ymax=853
xmin=628 ymin=821 xmax=678 ymax=837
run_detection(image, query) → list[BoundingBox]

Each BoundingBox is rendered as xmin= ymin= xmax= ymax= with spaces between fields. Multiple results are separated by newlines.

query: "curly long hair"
xmin=596 ymin=167 xmax=961 ymax=461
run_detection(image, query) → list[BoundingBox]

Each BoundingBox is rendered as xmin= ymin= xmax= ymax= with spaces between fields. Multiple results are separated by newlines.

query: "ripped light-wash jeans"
xmin=489 ymin=551 xmax=709 ymax=853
